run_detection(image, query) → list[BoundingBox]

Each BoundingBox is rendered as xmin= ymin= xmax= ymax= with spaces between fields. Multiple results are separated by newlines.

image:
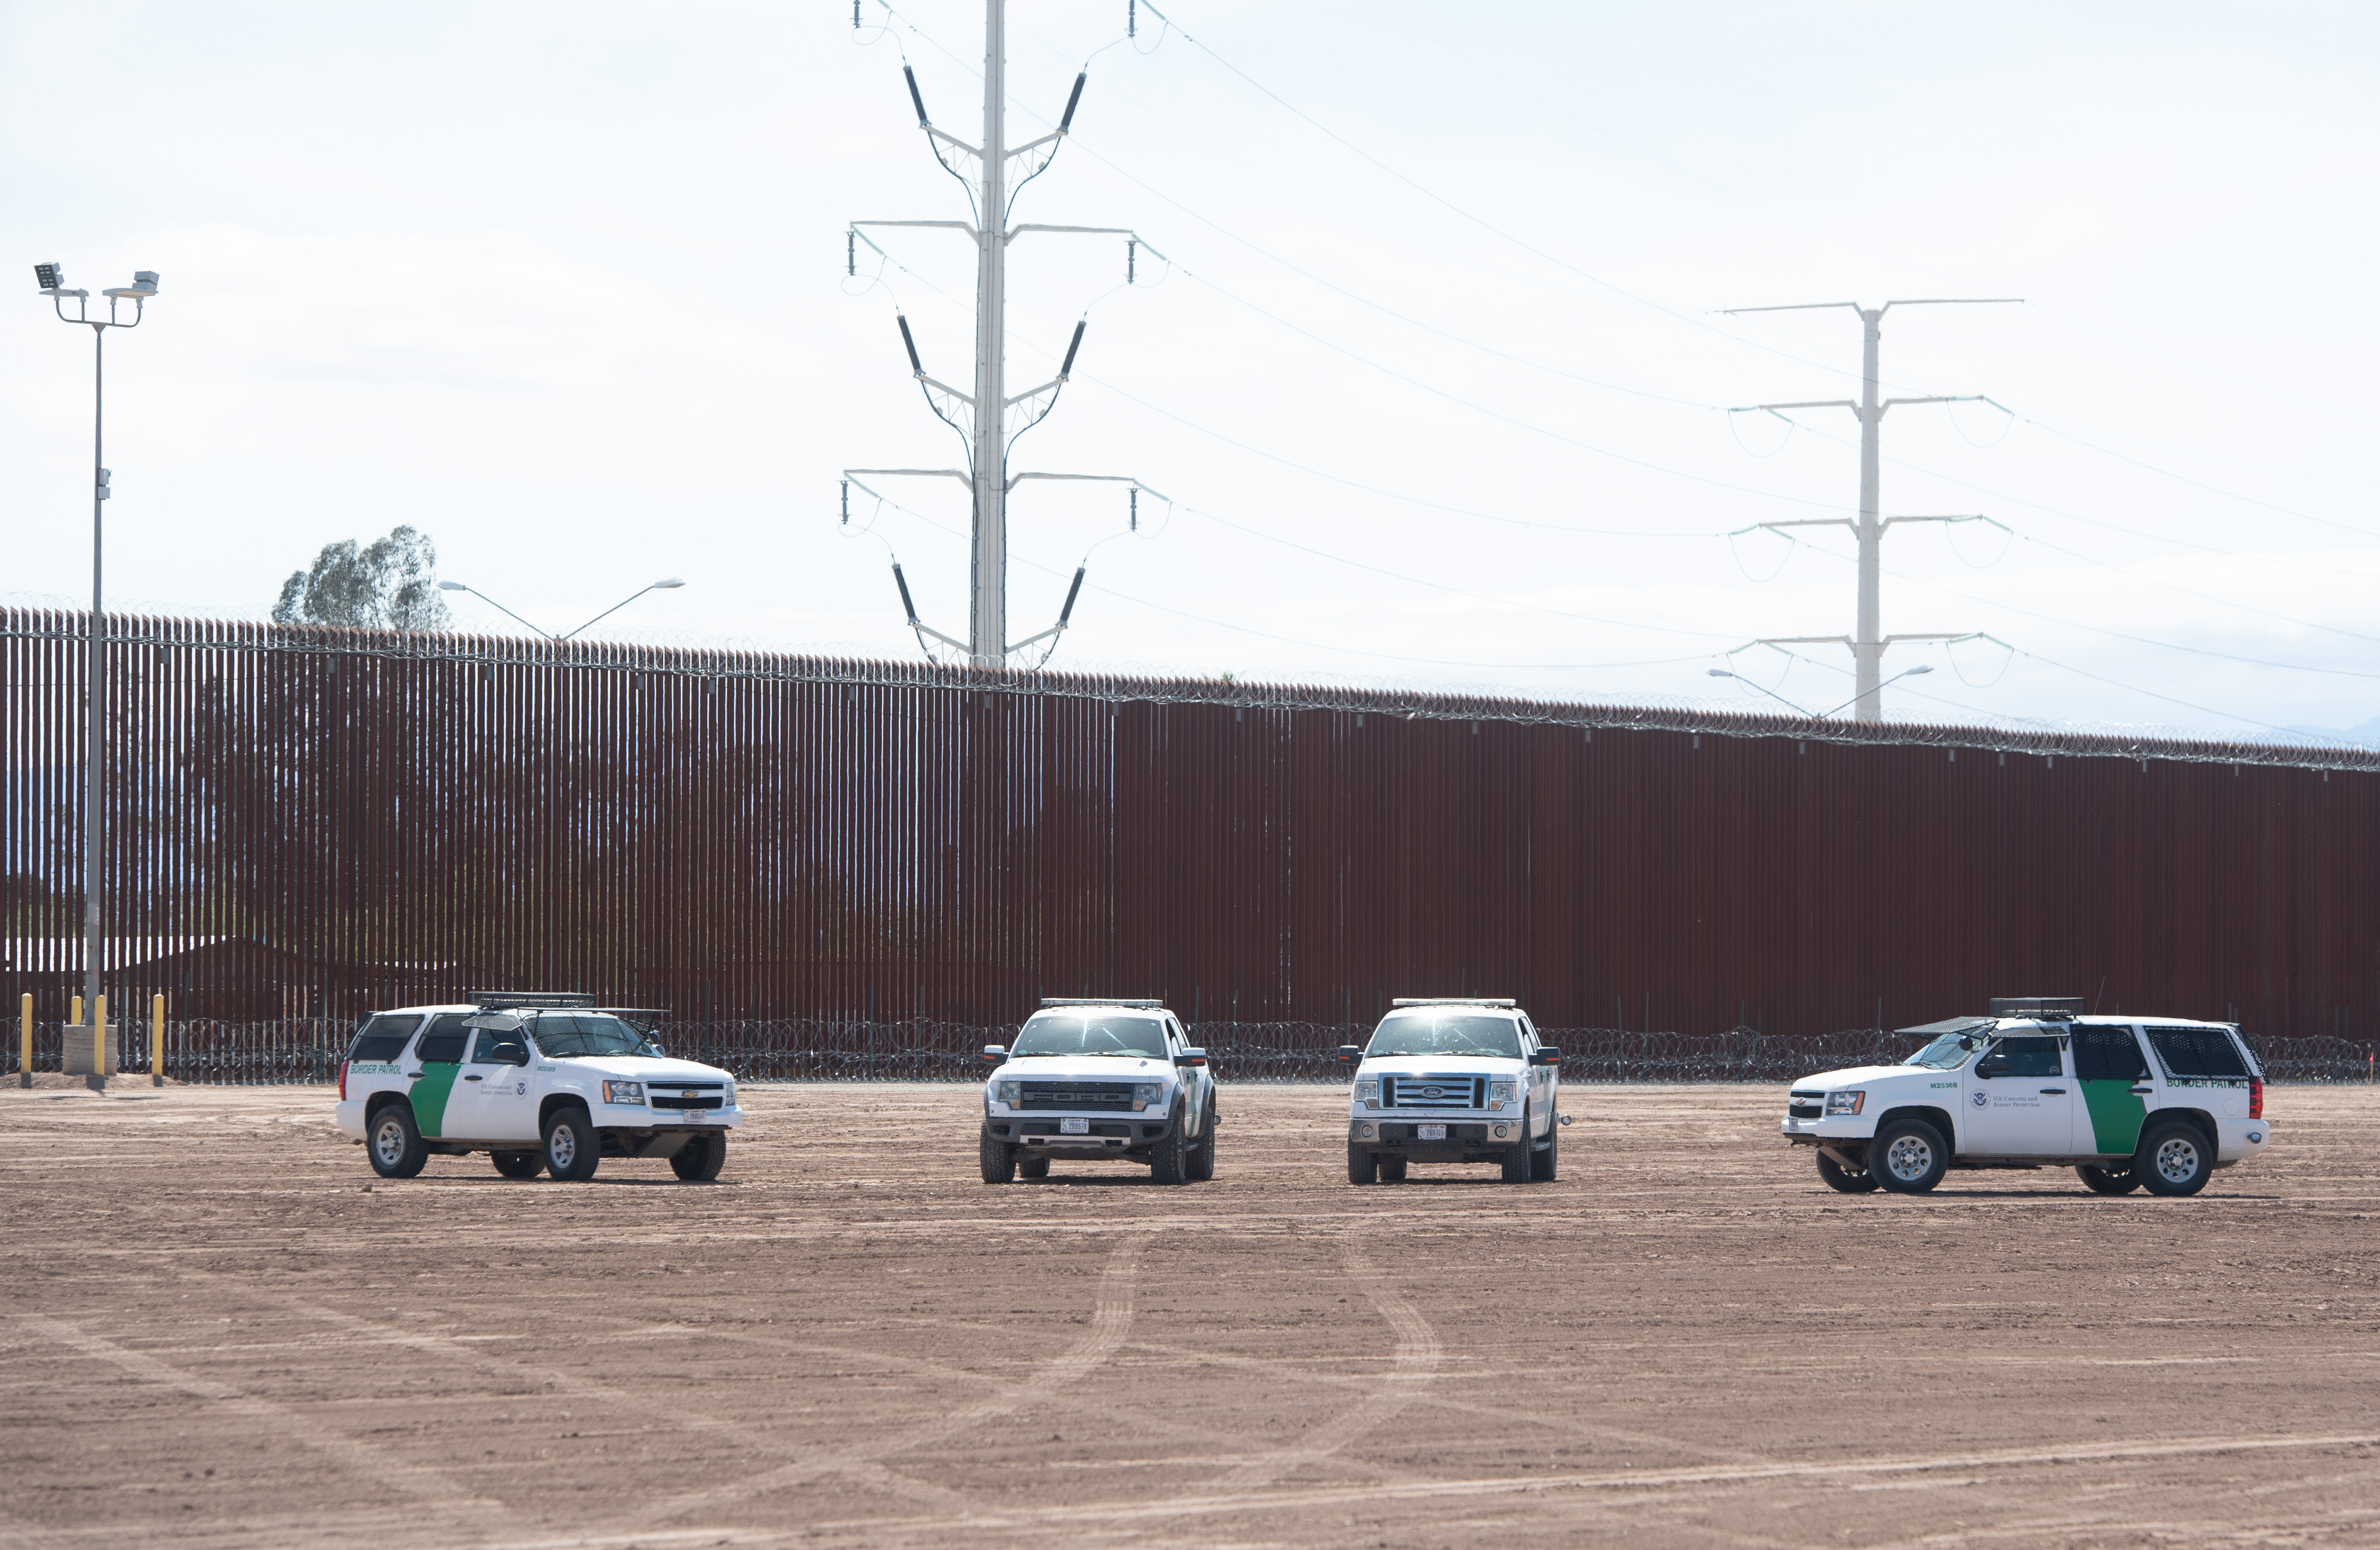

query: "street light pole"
xmin=36 ymin=264 xmax=157 ymax=1036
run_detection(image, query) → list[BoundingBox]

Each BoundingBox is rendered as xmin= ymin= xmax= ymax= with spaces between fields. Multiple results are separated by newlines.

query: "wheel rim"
xmin=1883 ymin=1134 xmax=1933 ymax=1181
xmin=549 ymin=1126 xmax=576 ymax=1170
xmin=2154 ymin=1136 xmax=2199 ymax=1183
xmin=372 ymin=1117 xmax=405 ymax=1166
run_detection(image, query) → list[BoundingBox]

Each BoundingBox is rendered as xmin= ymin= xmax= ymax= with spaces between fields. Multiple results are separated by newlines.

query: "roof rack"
xmin=1039 ymin=997 xmax=1163 ymax=1009
xmin=1988 ymin=996 xmax=2085 ymax=1019
xmin=469 ymin=991 xmax=598 ymax=1011
xmin=1391 ymin=997 xmax=1518 ymax=1008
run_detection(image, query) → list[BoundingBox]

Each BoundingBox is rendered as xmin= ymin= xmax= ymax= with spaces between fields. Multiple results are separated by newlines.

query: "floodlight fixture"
xmin=34 ymin=262 xmax=64 ymax=293
xmin=438 ymin=580 xmax=468 ymax=591
xmin=103 ymin=271 xmax=159 ymax=299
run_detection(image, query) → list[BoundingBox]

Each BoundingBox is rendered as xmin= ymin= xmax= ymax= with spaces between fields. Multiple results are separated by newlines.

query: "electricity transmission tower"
xmin=845 ymin=0 xmax=1165 ymax=667
xmin=1723 ymin=298 xmax=2018 ymax=722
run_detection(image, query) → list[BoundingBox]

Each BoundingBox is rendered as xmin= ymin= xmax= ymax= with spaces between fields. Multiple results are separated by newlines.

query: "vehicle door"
xmin=1167 ymin=1015 xmax=1207 ymax=1133
xmin=2141 ymin=1024 xmax=2254 ymax=1120
xmin=1520 ymin=1015 xmax=1555 ymax=1135
xmin=407 ymin=1016 xmax=470 ymax=1139
xmin=454 ymin=1026 xmax=539 ymax=1142
xmin=1958 ymin=1032 xmax=2075 ymax=1156
xmin=2071 ymin=1022 xmax=2153 ymax=1156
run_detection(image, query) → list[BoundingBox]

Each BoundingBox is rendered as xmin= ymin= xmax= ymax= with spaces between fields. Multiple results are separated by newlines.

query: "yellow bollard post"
xmin=71 ymin=994 xmax=82 ymax=1029
xmin=92 ymin=995 xmax=107 ymax=1091
xmin=151 ymin=994 xmax=166 ymax=1084
xmin=17 ymin=994 xmax=27 ymax=1088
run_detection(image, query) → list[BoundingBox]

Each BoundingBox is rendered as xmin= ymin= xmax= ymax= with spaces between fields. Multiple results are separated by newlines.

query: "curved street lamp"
xmin=438 ymin=578 xmax=685 ymax=642
xmin=37 ymin=263 xmax=158 ymax=1054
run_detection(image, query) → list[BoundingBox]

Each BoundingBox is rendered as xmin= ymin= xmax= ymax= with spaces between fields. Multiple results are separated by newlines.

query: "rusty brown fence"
xmin=5 ymin=608 xmax=2379 ymax=1079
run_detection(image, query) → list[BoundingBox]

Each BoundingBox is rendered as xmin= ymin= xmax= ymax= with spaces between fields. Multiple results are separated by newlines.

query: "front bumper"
xmin=1780 ymin=1115 xmax=1876 ymax=1145
xmin=1349 ymin=1116 xmax=1523 ymax=1159
xmin=985 ymin=1116 xmax=1175 ymax=1157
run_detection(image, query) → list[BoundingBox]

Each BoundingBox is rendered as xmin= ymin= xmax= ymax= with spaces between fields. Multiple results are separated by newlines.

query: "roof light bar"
xmin=1391 ymin=997 xmax=1518 ymax=1008
xmin=1038 ymin=997 xmax=1163 ymax=1009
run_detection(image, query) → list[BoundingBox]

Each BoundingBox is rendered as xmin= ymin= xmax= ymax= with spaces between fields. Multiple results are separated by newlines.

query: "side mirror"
xmin=492 ymin=1043 xmax=528 ymax=1067
xmin=1976 ymin=1054 xmax=2010 ymax=1079
xmin=982 ymin=1044 xmax=1007 ymax=1064
xmin=1336 ymin=1044 xmax=1364 ymax=1063
xmin=1175 ymin=1047 xmax=1208 ymax=1068
xmin=1532 ymin=1046 xmax=1563 ymax=1067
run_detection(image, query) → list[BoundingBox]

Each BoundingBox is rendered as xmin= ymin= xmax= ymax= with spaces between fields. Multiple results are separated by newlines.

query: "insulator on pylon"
xmin=904 ymin=65 xmax=930 ymax=127
xmin=1128 ymin=0 xmax=1136 ymax=38
xmin=896 ymin=314 xmax=924 ymax=375
xmin=1058 ymin=566 xmax=1086 ymax=629
xmin=1126 ymin=239 xmax=1135 ymax=283
xmin=1059 ymin=320 xmax=1085 ymax=379
xmin=1059 ymin=72 xmax=1087 ymax=132
xmin=852 ymin=0 xmax=861 ymax=28
xmin=892 ymin=563 xmax=920 ymax=625
xmin=847 ymin=230 xmax=855 ymax=277
xmin=841 ymin=480 xmax=850 ymax=526
xmin=1129 ymin=487 xmax=1138 ymax=532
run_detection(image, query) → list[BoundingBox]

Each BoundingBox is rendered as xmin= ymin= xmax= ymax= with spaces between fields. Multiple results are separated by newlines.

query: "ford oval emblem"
xmin=1422 ymin=1086 xmax=1443 ymax=1099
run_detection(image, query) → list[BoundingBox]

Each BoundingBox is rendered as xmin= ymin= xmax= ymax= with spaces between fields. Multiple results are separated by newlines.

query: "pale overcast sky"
xmin=4 ymin=2 xmax=2375 ymax=739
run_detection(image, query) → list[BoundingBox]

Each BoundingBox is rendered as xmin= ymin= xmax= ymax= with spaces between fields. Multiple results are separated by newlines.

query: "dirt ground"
xmin=2 ymin=1079 xmax=2376 ymax=1550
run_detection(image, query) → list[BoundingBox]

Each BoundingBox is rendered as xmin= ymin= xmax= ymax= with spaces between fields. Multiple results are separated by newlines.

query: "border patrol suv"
xmin=1781 ymin=996 xmax=2272 ymax=1197
xmin=979 ymin=999 xmax=1216 ymax=1185
xmin=334 ymin=993 xmax=743 ymax=1183
xmin=1339 ymin=998 xmax=1564 ymax=1184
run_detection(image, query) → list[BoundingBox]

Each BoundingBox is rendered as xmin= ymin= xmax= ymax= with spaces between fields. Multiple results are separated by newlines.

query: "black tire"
xmin=2076 ymin=1162 xmax=2140 ymax=1195
xmin=1149 ymin=1117 xmax=1189 ymax=1185
xmin=1501 ymin=1107 xmax=1533 ymax=1183
xmin=1347 ymin=1143 xmax=1378 ymax=1185
xmin=1018 ymin=1153 xmax=1051 ymax=1180
xmin=980 ymin=1129 xmax=1017 ymax=1184
xmin=670 ymin=1131 xmax=726 ymax=1182
xmin=542 ymin=1106 xmax=599 ymax=1182
xmin=1531 ymin=1112 xmax=1560 ymax=1182
xmin=2136 ymin=1120 xmax=2213 ymax=1197
xmin=1378 ymin=1153 xmax=1408 ymax=1183
xmin=1185 ymin=1099 xmax=1216 ymax=1182
xmin=1871 ymin=1118 xmax=1948 ymax=1194
xmin=1816 ymin=1149 xmax=1879 ymax=1193
xmin=490 ymin=1149 xmax=543 ymax=1179
xmin=367 ymin=1103 xmax=427 ymax=1179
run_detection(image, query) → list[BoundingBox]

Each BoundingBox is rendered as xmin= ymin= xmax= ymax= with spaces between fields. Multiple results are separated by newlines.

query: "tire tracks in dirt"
xmin=10 ymin=1315 xmax=508 ymax=1525
xmin=801 ymin=1428 xmax=2380 ymax=1540
xmin=628 ymin=1227 xmax=1153 ymax=1526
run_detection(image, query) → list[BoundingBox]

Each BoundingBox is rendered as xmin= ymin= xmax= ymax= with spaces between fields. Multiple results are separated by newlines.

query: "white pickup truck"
xmin=979 ymin=999 xmax=1218 ymax=1185
xmin=334 ymin=993 xmax=742 ymax=1183
xmin=1339 ymin=998 xmax=1565 ymax=1184
xmin=1781 ymin=998 xmax=2272 ymax=1196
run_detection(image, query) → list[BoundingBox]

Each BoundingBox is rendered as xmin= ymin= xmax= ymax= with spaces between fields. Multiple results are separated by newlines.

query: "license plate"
xmin=1416 ymin=1123 xmax=1447 ymax=1141
xmin=1059 ymin=1117 xmax=1089 ymax=1135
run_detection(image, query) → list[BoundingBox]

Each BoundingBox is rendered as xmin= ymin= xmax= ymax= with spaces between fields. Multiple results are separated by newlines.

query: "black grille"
xmin=652 ymin=1094 xmax=723 ymax=1110
xmin=1788 ymin=1102 xmax=1823 ymax=1119
xmin=1019 ymin=1080 xmax=1135 ymax=1111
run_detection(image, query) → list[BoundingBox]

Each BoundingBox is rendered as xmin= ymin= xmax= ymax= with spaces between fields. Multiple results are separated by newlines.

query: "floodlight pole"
xmin=39 ymin=270 xmax=154 ymax=1036
xmin=1723 ymin=298 xmax=2018 ymax=721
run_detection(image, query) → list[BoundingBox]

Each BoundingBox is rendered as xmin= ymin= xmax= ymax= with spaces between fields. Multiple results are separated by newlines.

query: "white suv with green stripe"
xmin=333 ymin=994 xmax=742 ymax=1183
xmin=1781 ymin=999 xmax=2272 ymax=1196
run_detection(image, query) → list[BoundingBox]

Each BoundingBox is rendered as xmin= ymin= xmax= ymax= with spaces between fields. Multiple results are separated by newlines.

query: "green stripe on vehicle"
xmin=2080 ymin=1079 xmax=2146 ymax=1154
xmin=413 ymin=1063 xmax=462 ymax=1137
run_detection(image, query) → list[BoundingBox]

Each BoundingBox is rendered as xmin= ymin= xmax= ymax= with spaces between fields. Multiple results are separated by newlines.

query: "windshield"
xmin=1010 ymin=1013 xmax=1169 ymax=1058
xmin=1365 ymin=1015 xmax=1522 ymax=1059
xmin=531 ymin=1013 xmax=658 ymax=1059
xmin=1907 ymin=1031 xmax=1983 ymax=1070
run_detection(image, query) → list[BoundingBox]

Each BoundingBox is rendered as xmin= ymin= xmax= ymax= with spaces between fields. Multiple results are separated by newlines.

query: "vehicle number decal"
xmin=1416 ymin=1123 xmax=1447 ymax=1140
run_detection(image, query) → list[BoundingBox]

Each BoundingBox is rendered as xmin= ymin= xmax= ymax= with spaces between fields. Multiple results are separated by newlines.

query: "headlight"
xmin=602 ymin=1080 xmax=645 ymax=1105
xmin=1355 ymin=1076 xmax=1380 ymax=1107
xmin=1488 ymin=1081 xmax=1516 ymax=1107
xmin=995 ymin=1080 xmax=1019 ymax=1105
xmin=1826 ymin=1090 xmax=1865 ymax=1115
xmin=1133 ymin=1082 xmax=1163 ymax=1112
xmin=722 ymin=1083 xmax=736 ymax=1106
